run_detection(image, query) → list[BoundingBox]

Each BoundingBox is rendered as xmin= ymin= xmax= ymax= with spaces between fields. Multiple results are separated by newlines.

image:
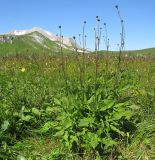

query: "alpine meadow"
xmin=0 ymin=1 xmax=155 ymax=160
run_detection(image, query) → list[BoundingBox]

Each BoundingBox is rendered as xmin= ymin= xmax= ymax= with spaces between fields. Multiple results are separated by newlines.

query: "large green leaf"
xmin=55 ymin=130 xmax=64 ymax=137
xmin=21 ymin=115 xmax=32 ymax=122
xmin=85 ymin=132 xmax=100 ymax=149
xmin=114 ymin=102 xmax=127 ymax=108
xmin=128 ymin=104 xmax=140 ymax=110
xmin=78 ymin=117 xmax=94 ymax=127
xmin=87 ymin=95 xmax=95 ymax=104
xmin=99 ymin=100 xmax=115 ymax=111
xmin=111 ymin=110 xmax=132 ymax=120
xmin=40 ymin=121 xmax=55 ymax=133
xmin=90 ymin=133 xmax=100 ymax=149
xmin=110 ymin=125 xmax=125 ymax=136
xmin=102 ymin=137 xmax=117 ymax=149
xmin=54 ymin=98 xmax=61 ymax=106
xmin=32 ymin=108 xmax=40 ymax=116
xmin=70 ymin=135 xmax=78 ymax=144
xmin=1 ymin=120 xmax=9 ymax=131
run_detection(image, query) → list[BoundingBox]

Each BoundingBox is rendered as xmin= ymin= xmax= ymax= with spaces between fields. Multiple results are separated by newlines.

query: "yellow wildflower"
xmin=21 ymin=68 xmax=26 ymax=72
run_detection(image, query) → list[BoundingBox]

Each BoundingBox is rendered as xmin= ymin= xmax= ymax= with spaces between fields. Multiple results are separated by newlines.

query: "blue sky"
xmin=0 ymin=0 xmax=154 ymax=50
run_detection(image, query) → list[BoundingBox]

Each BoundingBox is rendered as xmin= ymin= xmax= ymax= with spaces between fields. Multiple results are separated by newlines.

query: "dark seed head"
xmin=96 ymin=16 xmax=99 ymax=19
xmin=115 ymin=5 xmax=118 ymax=9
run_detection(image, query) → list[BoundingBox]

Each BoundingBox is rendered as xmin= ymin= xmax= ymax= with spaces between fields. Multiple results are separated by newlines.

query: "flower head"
xmin=115 ymin=5 xmax=119 ymax=9
xmin=96 ymin=16 xmax=99 ymax=19
xmin=21 ymin=68 xmax=26 ymax=72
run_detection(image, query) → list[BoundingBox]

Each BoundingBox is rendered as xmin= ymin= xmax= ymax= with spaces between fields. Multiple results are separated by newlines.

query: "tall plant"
xmin=103 ymin=23 xmax=110 ymax=74
xmin=94 ymin=16 xmax=101 ymax=102
xmin=115 ymin=5 xmax=125 ymax=70
xmin=82 ymin=21 xmax=87 ymax=84
xmin=79 ymin=34 xmax=81 ymax=46
xmin=58 ymin=25 xmax=67 ymax=88
xmin=78 ymin=21 xmax=87 ymax=103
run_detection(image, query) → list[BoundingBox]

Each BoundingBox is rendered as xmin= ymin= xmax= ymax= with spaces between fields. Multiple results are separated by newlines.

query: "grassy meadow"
xmin=0 ymin=51 xmax=155 ymax=159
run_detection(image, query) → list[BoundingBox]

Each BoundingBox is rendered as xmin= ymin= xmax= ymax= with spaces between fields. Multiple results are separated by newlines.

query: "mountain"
xmin=9 ymin=27 xmax=76 ymax=48
xmin=0 ymin=27 xmax=81 ymax=55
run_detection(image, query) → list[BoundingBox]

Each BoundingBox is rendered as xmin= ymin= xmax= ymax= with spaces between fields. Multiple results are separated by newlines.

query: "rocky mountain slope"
xmin=0 ymin=28 xmax=81 ymax=55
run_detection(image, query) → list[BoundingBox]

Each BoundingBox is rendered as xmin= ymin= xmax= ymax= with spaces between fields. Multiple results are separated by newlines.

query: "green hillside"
xmin=127 ymin=48 xmax=155 ymax=56
xmin=0 ymin=32 xmax=71 ymax=56
xmin=0 ymin=32 xmax=155 ymax=57
xmin=99 ymin=48 xmax=155 ymax=57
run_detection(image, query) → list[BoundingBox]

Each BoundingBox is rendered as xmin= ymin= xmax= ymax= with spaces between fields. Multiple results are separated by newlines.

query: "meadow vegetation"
xmin=0 ymin=52 xmax=154 ymax=159
xmin=0 ymin=5 xmax=155 ymax=160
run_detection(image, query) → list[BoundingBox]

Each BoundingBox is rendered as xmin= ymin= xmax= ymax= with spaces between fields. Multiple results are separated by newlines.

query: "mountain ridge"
xmin=0 ymin=28 xmax=154 ymax=56
xmin=0 ymin=27 xmax=84 ymax=55
xmin=4 ymin=27 xmax=77 ymax=48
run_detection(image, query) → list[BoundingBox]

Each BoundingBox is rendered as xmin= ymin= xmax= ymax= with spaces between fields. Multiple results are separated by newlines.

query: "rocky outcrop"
xmin=0 ymin=35 xmax=14 ymax=44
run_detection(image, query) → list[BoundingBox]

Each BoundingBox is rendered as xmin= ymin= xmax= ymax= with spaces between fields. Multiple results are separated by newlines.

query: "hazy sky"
xmin=0 ymin=0 xmax=154 ymax=50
